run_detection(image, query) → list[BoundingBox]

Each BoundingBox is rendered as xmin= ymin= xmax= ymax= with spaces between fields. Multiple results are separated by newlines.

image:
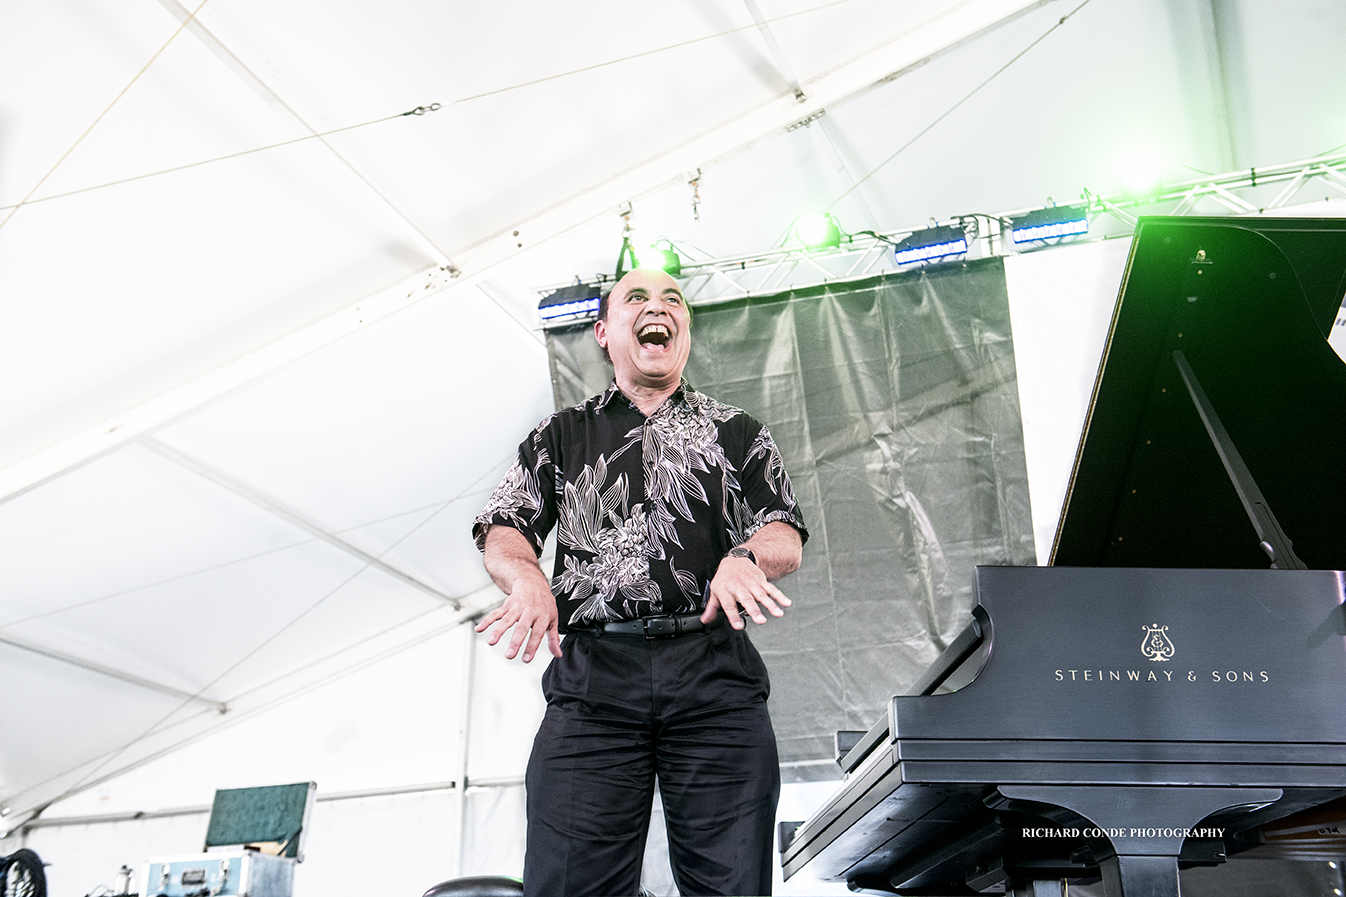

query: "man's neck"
xmin=616 ymin=376 xmax=681 ymax=416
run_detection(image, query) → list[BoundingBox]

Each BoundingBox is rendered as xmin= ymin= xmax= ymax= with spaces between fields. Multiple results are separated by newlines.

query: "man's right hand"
xmin=475 ymin=575 xmax=561 ymax=662
xmin=478 ymin=526 xmax=563 ymax=663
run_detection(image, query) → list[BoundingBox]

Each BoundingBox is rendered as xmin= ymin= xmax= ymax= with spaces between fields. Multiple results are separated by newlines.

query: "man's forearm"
xmin=741 ymin=521 xmax=802 ymax=581
xmin=478 ymin=525 xmax=562 ymax=662
xmin=483 ymin=525 xmax=551 ymax=594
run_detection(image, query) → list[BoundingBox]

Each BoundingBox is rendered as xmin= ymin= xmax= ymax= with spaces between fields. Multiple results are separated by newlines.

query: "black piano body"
xmin=781 ymin=565 xmax=1346 ymax=895
xmin=781 ymin=217 xmax=1346 ymax=896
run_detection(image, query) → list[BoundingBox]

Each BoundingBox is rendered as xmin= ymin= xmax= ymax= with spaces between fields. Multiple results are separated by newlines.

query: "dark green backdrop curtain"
xmin=546 ymin=257 xmax=1035 ymax=779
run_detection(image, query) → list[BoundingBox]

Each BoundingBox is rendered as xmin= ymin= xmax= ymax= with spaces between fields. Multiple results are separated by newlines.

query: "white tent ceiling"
xmin=3 ymin=0 xmax=1346 ymax=826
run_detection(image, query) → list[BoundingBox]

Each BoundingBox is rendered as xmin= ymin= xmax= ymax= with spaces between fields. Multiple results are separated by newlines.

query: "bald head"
xmin=599 ymin=268 xmax=692 ymax=325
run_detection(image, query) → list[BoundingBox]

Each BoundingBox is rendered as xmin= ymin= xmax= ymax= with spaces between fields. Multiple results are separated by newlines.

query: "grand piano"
xmin=779 ymin=217 xmax=1346 ymax=896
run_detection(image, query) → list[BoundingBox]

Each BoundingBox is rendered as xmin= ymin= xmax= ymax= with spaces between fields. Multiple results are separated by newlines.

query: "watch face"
xmin=729 ymin=547 xmax=756 ymax=563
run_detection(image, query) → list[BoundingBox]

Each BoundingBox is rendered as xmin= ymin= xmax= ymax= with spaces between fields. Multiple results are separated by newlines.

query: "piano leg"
xmin=994 ymin=785 xmax=1282 ymax=897
xmin=1100 ymin=855 xmax=1180 ymax=897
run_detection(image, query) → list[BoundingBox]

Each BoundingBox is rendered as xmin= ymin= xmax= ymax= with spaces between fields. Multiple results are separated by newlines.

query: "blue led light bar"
xmin=1010 ymin=205 xmax=1089 ymax=244
xmin=538 ymin=283 xmax=602 ymax=321
xmin=539 ymin=297 xmax=600 ymax=320
xmin=893 ymin=225 xmax=968 ymax=265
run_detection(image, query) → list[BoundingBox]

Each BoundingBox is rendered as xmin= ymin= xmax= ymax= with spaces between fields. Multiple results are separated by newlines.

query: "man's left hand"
xmin=700 ymin=557 xmax=793 ymax=630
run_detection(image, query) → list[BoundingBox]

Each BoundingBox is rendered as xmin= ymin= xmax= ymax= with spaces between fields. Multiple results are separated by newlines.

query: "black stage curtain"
xmin=546 ymin=258 xmax=1036 ymax=780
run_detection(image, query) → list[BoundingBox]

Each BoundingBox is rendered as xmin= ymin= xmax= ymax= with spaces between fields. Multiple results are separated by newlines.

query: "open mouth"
xmin=637 ymin=323 xmax=671 ymax=347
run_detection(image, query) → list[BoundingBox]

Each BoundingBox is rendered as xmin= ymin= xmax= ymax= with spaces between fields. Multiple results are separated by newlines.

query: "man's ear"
xmin=594 ymin=318 xmax=608 ymax=348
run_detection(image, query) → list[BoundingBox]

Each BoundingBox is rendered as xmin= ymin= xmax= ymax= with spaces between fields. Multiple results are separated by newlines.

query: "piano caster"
xmin=1008 ymin=880 xmax=1066 ymax=897
xmin=1100 ymin=855 xmax=1179 ymax=897
xmin=1005 ymin=859 xmax=1179 ymax=897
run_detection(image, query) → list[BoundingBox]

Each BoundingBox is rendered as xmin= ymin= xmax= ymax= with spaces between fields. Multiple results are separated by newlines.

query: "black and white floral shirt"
xmin=473 ymin=380 xmax=808 ymax=631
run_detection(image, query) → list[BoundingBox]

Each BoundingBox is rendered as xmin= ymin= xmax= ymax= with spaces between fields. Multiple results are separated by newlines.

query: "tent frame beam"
xmin=743 ymin=0 xmax=807 ymax=101
xmin=140 ymin=437 xmax=461 ymax=608
xmin=152 ymin=0 xmax=457 ymax=271
xmin=0 ymin=631 xmax=228 ymax=713
xmin=2 ymin=580 xmax=506 ymax=825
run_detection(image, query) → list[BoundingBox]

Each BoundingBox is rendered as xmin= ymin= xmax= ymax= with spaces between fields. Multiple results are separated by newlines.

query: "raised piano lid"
xmin=1050 ymin=216 xmax=1346 ymax=570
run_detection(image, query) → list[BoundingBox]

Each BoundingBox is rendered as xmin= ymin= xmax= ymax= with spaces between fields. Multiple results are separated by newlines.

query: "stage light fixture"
xmin=795 ymin=213 xmax=842 ymax=251
xmin=1010 ymin=205 xmax=1089 ymax=244
xmin=637 ymin=241 xmax=682 ymax=277
xmin=538 ymin=282 xmax=602 ymax=321
xmin=1120 ymin=152 xmax=1163 ymax=199
xmin=893 ymin=225 xmax=968 ymax=265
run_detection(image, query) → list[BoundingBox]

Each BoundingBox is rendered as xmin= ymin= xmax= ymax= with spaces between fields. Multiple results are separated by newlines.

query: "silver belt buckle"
xmin=641 ymin=615 xmax=678 ymax=639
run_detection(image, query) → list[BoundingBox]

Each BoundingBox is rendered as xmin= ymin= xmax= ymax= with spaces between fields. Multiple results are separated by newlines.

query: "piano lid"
xmin=1051 ymin=217 xmax=1346 ymax=570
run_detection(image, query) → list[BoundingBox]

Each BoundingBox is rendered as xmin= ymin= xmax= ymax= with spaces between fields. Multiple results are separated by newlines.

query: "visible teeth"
xmin=637 ymin=323 xmax=671 ymax=347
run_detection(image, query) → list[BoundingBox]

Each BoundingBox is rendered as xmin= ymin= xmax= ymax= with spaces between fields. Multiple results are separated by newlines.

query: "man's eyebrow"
xmin=623 ymin=286 xmax=683 ymax=302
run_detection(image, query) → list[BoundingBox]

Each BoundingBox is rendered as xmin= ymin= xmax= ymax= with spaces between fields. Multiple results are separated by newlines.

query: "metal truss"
xmin=538 ymin=151 xmax=1346 ymax=324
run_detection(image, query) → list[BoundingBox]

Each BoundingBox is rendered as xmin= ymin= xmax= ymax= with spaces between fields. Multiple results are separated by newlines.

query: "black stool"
xmin=422 ymin=876 xmax=523 ymax=897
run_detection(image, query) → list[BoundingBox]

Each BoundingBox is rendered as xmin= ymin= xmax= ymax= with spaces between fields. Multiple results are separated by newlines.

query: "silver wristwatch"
xmin=727 ymin=546 xmax=757 ymax=565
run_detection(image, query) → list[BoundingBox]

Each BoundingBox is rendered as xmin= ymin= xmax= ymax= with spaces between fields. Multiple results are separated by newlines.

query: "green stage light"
xmin=637 ymin=243 xmax=682 ymax=276
xmin=1120 ymin=152 xmax=1163 ymax=199
xmin=795 ymin=213 xmax=842 ymax=251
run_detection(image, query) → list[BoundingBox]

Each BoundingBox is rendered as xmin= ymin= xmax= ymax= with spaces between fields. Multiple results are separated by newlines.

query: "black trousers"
xmin=522 ymin=624 xmax=780 ymax=897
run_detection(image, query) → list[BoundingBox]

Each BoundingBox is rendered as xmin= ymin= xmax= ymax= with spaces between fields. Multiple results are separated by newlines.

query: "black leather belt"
xmin=576 ymin=612 xmax=722 ymax=639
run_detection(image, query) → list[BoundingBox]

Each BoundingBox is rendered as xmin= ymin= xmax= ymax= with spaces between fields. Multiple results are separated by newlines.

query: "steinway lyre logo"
xmin=1141 ymin=624 xmax=1175 ymax=662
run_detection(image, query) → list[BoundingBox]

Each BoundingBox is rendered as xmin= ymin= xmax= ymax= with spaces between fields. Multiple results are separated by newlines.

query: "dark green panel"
xmin=204 ymin=782 xmax=314 ymax=858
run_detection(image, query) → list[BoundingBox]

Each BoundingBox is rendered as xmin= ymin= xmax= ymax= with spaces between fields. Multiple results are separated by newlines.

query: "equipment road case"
xmin=140 ymin=782 xmax=315 ymax=897
xmin=141 ymin=851 xmax=294 ymax=897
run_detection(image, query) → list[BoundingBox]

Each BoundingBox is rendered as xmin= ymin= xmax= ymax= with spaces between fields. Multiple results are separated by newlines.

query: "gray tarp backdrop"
xmin=545 ymin=257 xmax=1036 ymax=780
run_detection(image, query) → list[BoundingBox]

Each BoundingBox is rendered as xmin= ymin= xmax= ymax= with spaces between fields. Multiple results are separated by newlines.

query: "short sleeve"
xmin=471 ymin=419 xmax=559 ymax=555
xmin=738 ymin=421 xmax=809 ymax=546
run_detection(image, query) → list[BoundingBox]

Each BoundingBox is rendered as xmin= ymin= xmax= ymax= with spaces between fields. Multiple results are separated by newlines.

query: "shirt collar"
xmin=596 ymin=378 xmax=694 ymax=412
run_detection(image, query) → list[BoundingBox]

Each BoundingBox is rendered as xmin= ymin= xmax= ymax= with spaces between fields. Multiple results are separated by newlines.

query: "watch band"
xmin=727 ymin=546 xmax=757 ymax=566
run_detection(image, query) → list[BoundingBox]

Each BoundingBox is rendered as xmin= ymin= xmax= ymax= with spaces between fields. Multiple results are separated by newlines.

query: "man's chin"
xmin=628 ymin=364 xmax=683 ymax=388
xmin=631 ymin=349 xmax=680 ymax=369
